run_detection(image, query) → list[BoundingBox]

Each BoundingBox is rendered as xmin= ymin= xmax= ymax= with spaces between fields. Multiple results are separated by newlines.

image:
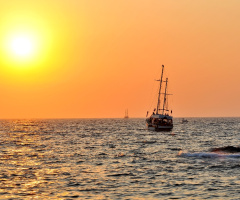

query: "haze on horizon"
xmin=0 ymin=0 xmax=240 ymax=119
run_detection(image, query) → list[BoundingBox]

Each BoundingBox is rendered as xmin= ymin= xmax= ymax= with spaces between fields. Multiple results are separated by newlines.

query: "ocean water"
xmin=0 ymin=118 xmax=240 ymax=199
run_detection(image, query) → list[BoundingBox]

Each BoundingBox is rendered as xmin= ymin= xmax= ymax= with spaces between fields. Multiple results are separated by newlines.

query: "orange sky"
xmin=0 ymin=0 xmax=240 ymax=119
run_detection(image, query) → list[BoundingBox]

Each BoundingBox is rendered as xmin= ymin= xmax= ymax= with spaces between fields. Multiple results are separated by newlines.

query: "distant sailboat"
xmin=146 ymin=65 xmax=173 ymax=131
xmin=124 ymin=109 xmax=129 ymax=119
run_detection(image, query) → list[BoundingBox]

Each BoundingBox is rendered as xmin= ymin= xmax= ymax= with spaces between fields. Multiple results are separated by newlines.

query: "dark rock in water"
xmin=210 ymin=146 xmax=240 ymax=153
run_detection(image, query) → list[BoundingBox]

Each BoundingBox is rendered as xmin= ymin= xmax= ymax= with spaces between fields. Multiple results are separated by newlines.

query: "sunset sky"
xmin=0 ymin=0 xmax=240 ymax=119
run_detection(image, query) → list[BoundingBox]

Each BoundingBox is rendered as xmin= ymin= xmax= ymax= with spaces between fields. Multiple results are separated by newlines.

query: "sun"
xmin=6 ymin=33 xmax=37 ymax=61
xmin=0 ymin=28 xmax=47 ymax=71
xmin=0 ymin=12 xmax=56 ymax=85
xmin=10 ymin=35 xmax=35 ymax=58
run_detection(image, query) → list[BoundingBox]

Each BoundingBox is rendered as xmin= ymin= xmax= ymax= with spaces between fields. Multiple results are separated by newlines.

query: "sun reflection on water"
xmin=0 ymin=120 xmax=51 ymax=198
xmin=0 ymin=118 xmax=240 ymax=199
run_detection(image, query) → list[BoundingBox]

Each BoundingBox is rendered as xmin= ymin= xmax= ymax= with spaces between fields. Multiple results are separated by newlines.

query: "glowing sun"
xmin=10 ymin=36 xmax=34 ymax=57
xmin=8 ymin=34 xmax=36 ymax=59
xmin=0 ymin=15 xmax=52 ymax=74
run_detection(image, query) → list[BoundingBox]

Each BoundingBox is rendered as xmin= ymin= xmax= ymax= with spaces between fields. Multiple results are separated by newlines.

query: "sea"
xmin=0 ymin=117 xmax=240 ymax=200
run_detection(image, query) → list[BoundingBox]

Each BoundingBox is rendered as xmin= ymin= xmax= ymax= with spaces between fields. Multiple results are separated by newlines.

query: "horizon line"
xmin=0 ymin=116 xmax=240 ymax=120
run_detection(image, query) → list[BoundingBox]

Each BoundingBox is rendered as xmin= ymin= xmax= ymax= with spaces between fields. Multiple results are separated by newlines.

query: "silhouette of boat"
xmin=146 ymin=65 xmax=173 ymax=131
xmin=124 ymin=109 xmax=129 ymax=119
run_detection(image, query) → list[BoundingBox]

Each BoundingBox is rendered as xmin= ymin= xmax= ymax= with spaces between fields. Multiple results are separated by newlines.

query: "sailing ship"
xmin=124 ymin=109 xmax=129 ymax=119
xmin=146 ymin=65 xmax=173 ymax=131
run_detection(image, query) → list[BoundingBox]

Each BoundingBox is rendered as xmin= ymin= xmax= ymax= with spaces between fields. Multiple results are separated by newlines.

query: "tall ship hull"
xmin=147 ymin=125 xmax=173 ymax=131
xmin=146 ymin=114 xmax=173 ymax=131
xmin=146 ymin=65 xmax=173 ymax=131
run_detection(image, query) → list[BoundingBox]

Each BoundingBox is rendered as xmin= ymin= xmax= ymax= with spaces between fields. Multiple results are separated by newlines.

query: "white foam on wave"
xmin=178 ymin=150 xmax=240 ymax=159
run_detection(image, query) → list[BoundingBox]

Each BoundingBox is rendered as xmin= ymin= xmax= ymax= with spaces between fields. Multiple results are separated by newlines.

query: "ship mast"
xmin=156 ymin=65 xmax=164 ymax=114
xmin=124 ymin=109 xmax=129 ymax=118
xmin=162 ymin=78 xmax=168 ymax=115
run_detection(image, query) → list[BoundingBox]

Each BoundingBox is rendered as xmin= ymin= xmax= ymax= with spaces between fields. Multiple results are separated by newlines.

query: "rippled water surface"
xmin=0 ymin=118 xmax=240 ymax=199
